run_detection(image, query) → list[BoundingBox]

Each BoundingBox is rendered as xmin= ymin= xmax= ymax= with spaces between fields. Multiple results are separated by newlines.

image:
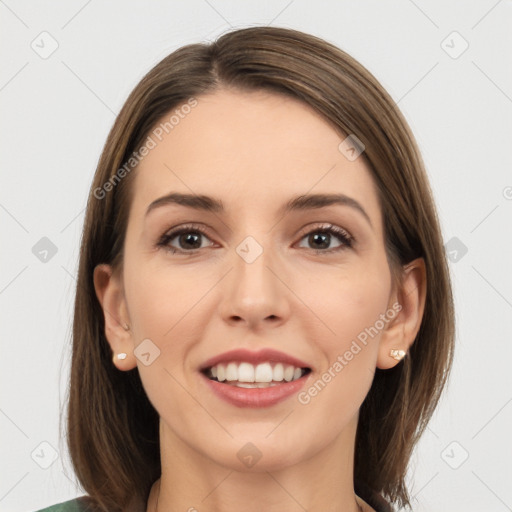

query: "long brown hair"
xmin=64 ymin=26 xmax=455 ymax=511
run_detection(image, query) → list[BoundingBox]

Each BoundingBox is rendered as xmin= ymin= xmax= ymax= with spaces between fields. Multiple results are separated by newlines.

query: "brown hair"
xmin=64 ymin=26 xmax=455 ymax=511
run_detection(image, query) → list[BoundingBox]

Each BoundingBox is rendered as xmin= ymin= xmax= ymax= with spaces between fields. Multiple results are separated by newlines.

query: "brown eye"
xmin=156 ymin=223 xmax=354 ymax=256
xmin=157 ymin=225 xmax=215 ymax=254
xmin=296 ymin=225 xmax=353 ymax=253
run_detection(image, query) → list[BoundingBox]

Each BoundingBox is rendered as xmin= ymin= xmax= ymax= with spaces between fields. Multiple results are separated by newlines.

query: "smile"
xmin=198 ymin=348 xmax=313 ymax=408
xmin=203 ymin=361 xmax=310 ymax=387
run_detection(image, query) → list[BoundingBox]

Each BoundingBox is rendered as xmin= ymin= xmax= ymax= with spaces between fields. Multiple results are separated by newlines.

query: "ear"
xmin=93 ymin=263 xmax=137 ymax=371
xmin=376 ymin=257 xmax=427 ymax=370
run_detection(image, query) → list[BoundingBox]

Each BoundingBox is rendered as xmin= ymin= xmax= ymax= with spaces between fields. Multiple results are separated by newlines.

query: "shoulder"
xmin=33 ymin=496 xmax=95 ymax=512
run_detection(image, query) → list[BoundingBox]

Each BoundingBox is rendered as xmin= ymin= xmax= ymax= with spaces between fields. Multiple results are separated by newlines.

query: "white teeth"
xmin=217 ymin=364 xmax=226 ymax=382
xmin=226 ymin=362 xmax=238 ymax=381
xmin=207 ymin=361 xmax=307 ymax=383
xmin=273 ymin=363 xmax=284 ymax=381
xmin=283 ymin=365 xmax=295 ymax=382
xmin=238 ymin=362 xmax=255 ymax=382
xmin=234 ymin=382 xmax=257 ymax=388
xmin=254 ymin=363 xmax=273 ymax=382
xmin=231 ymin=382 xmax=280 ymax=388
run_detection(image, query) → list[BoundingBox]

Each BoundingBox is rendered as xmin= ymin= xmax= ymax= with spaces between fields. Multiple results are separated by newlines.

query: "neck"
xmin=146 ymin=415 xmax=369 ymax=512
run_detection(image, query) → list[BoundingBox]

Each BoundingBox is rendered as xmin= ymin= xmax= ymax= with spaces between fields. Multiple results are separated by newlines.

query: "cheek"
xmin=124 ymin=260 xmax=203 ymax=415
xmin=124 ymin=255 xmax=216 ymax=379
xmin=124 ymin=251 xmax=203 ymax=333
xmin=301 ymin=258 xmax=392 ymax=352
xmin=294 ymin=268 xmax=391 ymax=427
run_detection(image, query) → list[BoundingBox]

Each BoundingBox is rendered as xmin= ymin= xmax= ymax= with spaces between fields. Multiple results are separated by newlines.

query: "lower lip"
xmin=200 ymin=372 xmax=310 ymax=408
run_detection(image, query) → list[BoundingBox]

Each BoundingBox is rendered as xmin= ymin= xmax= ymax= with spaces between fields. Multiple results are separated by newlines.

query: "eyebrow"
xmin=145 ymin=192 xmax=373 ymax=229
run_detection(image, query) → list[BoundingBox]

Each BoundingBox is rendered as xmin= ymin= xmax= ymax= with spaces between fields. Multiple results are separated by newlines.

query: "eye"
xmin=156 ymin=222 xmax=354 ymax=256
xmin=156 ymin=224 xmax=215 ymax=254
xmin=296 ymin=224 xmax=354 ymax=253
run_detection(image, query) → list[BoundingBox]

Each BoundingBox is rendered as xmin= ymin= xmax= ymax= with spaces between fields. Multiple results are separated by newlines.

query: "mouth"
xmin=198 ymin=348 xmax=313 ymax=408
xmin=201 ymin=362 xmax=311 ymax=388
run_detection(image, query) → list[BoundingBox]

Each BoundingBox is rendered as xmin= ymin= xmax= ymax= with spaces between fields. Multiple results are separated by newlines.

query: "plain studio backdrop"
xmin=1 ymin=1 xmax=511 ymax=511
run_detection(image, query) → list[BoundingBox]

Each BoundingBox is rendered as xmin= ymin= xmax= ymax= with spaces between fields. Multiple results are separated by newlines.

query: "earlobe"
xmin=376 ymin=257 xmax=427 ymax=370
xmin=93 ymin=263 xmax=136 ymax=370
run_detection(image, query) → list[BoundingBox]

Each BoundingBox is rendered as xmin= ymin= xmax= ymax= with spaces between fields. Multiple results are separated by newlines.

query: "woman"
xmin=36 ymin=26 xmax=454 ymax=512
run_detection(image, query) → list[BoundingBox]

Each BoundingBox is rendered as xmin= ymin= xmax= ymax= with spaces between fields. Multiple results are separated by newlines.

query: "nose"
xmin=219 ymin=241 xmax=291 ymax=331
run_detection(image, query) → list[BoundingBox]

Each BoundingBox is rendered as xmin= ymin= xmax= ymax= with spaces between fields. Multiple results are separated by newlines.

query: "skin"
xmin=94 ymin=88 xmax=426 ymax=512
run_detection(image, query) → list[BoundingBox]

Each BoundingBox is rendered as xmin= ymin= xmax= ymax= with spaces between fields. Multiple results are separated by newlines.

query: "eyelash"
xmin=156 ymin=223 xmax=354 ymax=256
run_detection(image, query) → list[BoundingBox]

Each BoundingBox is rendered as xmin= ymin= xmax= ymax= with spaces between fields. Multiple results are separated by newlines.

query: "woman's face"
xmin=98 ymin=88 xmax=408 ymax=471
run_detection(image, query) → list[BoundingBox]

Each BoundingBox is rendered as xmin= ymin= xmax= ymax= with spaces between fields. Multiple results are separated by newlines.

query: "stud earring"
xmin=389 ymin=349 xmax=406 ymax=361
xmin=112 ymin=352 xmax=127 ymax=365
xmin=122 ymin=323 xmax=130 ymax=331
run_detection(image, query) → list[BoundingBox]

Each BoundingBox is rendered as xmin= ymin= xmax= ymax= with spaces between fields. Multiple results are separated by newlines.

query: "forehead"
xmin=130 ymin=88 xmax=382 ymax=227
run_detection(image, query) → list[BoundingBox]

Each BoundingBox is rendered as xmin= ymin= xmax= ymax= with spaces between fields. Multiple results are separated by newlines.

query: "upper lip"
xmin=199 ymin=348 xmax=311 ymax=371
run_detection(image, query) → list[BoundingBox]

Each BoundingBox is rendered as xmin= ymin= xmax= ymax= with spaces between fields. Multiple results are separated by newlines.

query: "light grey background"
xmin=1 ymin=1 xmax=511 ymax=511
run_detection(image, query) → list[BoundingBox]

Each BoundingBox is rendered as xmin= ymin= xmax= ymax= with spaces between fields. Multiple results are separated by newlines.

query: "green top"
xmin=34 ymin=497 xmax=88 ymax=512
xmin=34 ymin=487 xmax=392 ymax=512
xmin=33 ymin=495 xmax=146 ymax=512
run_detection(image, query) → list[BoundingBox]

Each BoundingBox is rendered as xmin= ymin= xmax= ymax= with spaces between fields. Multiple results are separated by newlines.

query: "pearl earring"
xmin=112 ymin=352 xmax=127 ymax=365
xmin=389 ymin=349 xmax=406 ymax=361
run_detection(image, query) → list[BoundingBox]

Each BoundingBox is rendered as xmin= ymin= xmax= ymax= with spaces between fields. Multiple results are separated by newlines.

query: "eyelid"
xmin=295 ymin=222 xmax=353 ymax=241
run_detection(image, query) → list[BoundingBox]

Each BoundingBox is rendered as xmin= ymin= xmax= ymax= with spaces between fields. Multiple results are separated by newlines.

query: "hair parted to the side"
xmin=64 ymin=26 xmax=455 ymax=512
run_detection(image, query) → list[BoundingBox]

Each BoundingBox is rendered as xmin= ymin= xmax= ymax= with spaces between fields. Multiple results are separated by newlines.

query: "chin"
xmin=202 ymin=435 xmax=312 ymax=473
